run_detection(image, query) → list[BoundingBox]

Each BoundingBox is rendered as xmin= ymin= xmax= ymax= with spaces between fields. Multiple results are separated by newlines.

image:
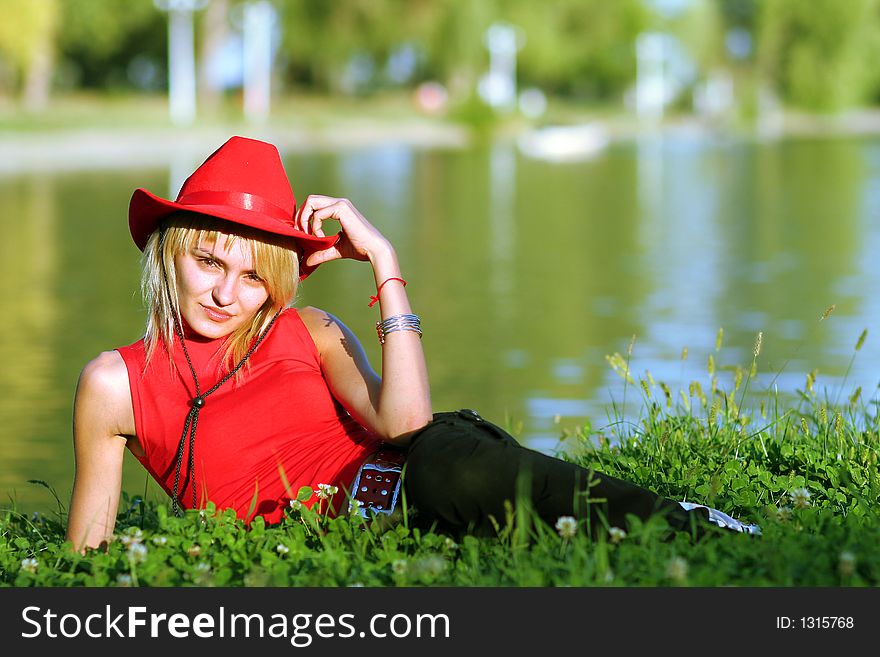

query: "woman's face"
xmin=174 ymin=233 xmax=270 ymax=339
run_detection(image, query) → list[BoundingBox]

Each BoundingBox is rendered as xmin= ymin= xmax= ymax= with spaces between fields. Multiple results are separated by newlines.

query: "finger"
xmin=294 ymin=200 xmax=309 ymax=233
xmin=311 ymin=213 xmax=325 ymax=238
xmin=305 ymin=245 xmax=341 ymax=268
xmin=309 ymin=201 xmax=345 ymax=237
xmin=305 ymin=201 xmax=347 ymax=238
xmin=303 ymin=196 xmax=344 ymax=237
xmin=296 ymin=200 xmax=318 ymax=234
xmin=296 ymin=195 xmax=336 ymax=232
xmin=311 ymin=201 xmax=351 ymax=223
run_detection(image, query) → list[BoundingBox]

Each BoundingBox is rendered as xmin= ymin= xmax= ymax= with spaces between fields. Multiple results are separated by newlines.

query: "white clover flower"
xmin=555 ymin=515 xmax=578 ymax=539
xmin=666 ymin=556 xmax=689 ymax=583
xmin=608 ymin=527 xmax=627 ymax=544
xmin=186 ymin=545 xmax=202 ymax=557
xmin=414 ymin=555 xmax=446 ymax=577
xmin=20 ymin=558 xmax=38 ymax=574
xmin=289 ymin=499 xmax=303 ymax=511
xmin=790 ymin=487 xmax=811 ymax=509
xmin=839 ymin=551 xmax=856 ymax=578
xmin=775 ymin=506 xmax=793 ymax=522
xmin=316 ymin=483 xmax=339 ymax=500
xmin=116 ymin=574 xmax=133 ymax=587
xmin=391 ymin=559 xmax=408 ymax=575
xmin=119 ymin=529 xmax=144 ymax=547
xmin=426 ymin=556 xmax=446 ymax=577
xmin=276 ymin=544 xmax=290 ymax=555
xmin=127 ymin=543 xmax=148 ymax=564
xmin=152 ymin=535 xmax=168 ymax=546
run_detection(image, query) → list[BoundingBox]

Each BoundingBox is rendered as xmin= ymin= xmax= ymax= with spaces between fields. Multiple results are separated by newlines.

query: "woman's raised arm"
xmin=66 ymin=351 xmax=132 ymax=552
xmin=295 ymin=196 xmax=432 ymax=444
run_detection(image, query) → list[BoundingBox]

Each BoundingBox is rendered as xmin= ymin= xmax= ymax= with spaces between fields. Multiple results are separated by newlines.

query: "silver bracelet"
xmin=376 ymin=313 xmax=422 ymax=345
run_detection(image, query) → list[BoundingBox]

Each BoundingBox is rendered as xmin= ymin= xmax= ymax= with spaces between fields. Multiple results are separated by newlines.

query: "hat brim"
xmin=129 ymin=188 xmax=340 ymax=279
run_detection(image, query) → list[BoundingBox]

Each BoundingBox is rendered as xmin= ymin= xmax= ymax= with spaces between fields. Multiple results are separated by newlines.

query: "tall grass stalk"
xmin=834 ymin=329 xmax=868 ymax=407
xmin=735 ymin=331 xmax=763 ymax=424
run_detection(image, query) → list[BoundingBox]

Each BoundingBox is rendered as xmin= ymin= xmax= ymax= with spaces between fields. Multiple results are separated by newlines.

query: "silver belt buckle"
xmin=349 ymin=454 xmax=403 ymax=518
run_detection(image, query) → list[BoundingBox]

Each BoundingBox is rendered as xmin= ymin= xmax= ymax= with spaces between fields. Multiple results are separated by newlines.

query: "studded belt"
xmin=349 ymin=445 xmax=406 ymax=518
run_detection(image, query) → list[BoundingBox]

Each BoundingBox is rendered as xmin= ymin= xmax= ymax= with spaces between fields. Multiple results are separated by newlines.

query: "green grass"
xmin=3 ymin=327 xmax=879 ymax=587
xmin=0 ymin=90 xmax=476 ymax=133
xmin=3 ymin=399 xmax=878 ymax=586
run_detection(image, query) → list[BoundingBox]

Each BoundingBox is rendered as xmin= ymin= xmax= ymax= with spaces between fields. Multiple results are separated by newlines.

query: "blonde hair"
xmin=141 ymin=212 xmax=300 ymax=375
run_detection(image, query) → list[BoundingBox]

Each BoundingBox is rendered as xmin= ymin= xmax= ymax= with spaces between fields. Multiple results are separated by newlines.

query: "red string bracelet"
xmin=368 ymin=277 xmax=407 ymax=307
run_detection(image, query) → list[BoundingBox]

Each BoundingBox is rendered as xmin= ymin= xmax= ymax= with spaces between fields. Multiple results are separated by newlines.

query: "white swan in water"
xmin=517 ymin=123 xmax=610 ymax=163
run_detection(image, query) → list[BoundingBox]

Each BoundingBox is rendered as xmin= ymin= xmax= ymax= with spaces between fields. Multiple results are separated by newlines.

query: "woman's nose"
xmin=212 ymin=273 xmax=238 ymax=306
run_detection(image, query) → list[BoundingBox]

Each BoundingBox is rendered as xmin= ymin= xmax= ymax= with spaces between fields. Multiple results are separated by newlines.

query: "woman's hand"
xmin=295 ymin=195 xmax=392 ymax=268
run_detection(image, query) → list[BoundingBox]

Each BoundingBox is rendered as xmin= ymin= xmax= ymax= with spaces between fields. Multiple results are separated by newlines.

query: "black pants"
xmin=403 ymin=410 xmax=706 ymax=538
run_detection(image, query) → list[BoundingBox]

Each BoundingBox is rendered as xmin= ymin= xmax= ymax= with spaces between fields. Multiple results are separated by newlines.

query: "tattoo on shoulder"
xmin=320 ymin=312 xmax=354 ymax=358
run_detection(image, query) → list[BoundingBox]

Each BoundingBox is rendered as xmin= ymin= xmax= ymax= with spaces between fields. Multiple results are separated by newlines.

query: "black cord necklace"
xmin=170 ymin=306 xmax=283 ymax=516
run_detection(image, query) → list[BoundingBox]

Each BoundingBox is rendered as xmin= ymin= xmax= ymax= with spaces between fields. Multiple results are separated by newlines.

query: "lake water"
xmin=2 ymin=132 xmax=878 ymax=512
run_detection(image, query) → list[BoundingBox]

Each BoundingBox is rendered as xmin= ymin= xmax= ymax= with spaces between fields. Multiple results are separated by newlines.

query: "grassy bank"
xmin=0 ymin=91 xmax=472 ymax=176
xmin=7 ymin=90 xmax=880 ymax=137
xmin=0 ymin=91 xmax=442 ymax=132
xmin=3 ymin=362 xmax=878 ymax=587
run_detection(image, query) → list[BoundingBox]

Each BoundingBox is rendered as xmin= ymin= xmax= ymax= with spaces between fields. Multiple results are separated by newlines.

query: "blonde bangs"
xmin=141 ymin=212 xmax=300 ymax=378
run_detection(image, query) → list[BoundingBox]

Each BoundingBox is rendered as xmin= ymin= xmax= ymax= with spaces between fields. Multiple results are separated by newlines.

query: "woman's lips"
xmin=201 ymin=304 xmax=234 ymax=322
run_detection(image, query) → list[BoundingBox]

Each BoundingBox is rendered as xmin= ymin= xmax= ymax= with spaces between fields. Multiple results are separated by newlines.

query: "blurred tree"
xmin=414 ymin=0 xmax=495 ymax=98
xmin=657 ymin=0 xmax=726 ymax=73
xmin=275 ymin=0 xmax=405 ymax=93
xmin=503 ymin=0 xmax=649 ymax=100
xmin=57 ymin=0 xmax=165 ymax=90
xmin=274 ymin=0 xmax=651 ymax=103
xmin=717 ymin=0 xmax=760 ymax=35
xmin=757 ymin=0 xmax=880 ymax=111
xmin=11 ymin=0 xmax=880 ymax=116
xmin=0 ymin=0 xmax=59 ymax=109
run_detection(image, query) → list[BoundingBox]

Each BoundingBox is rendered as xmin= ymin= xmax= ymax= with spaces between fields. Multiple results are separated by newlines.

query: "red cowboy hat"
xmin=128 ymin=135 xmax=340 ymax=278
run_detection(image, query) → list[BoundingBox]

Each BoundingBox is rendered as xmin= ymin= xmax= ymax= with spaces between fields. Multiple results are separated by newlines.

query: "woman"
xmin=66 ymin=136 xmax=758 ymax=552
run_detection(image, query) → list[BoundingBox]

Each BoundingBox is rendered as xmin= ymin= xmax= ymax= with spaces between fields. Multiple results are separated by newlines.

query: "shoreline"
xmin=0 ymin=121 xmax=471 ymax=176
xmin=5 ymin=105 xmax=880 ymax=176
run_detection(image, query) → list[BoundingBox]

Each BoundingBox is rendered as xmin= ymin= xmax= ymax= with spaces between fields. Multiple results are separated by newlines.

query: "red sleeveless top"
xmin=116 ymin=308 xmax=381 ymax=524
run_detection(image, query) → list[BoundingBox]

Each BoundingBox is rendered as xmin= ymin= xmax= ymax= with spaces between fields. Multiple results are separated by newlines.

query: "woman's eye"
xmin=198 ymin=257 xmax=217 ymax=267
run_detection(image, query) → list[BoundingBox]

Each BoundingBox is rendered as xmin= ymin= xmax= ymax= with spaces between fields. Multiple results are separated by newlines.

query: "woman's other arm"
xmin=296 ymin=196 xmax=432 ymax=444
xmin=66 ymin=351 xmax=132 ymax=552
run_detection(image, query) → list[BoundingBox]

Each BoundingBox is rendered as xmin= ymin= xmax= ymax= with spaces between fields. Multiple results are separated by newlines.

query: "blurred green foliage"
xmin=1 ymin=0 xmax=880 ymax=114
xmin=56 ymin=0 xmax=165 ymax=90
xmin=0 ymin=0 xmax=56 ymax=71
xmin=757 ymin=0 xmax=880 ymax=111
xmin=276 ymin=0 xmax=649 ymax=99
xmin=502 ymin=0 xmax=649 ymax=98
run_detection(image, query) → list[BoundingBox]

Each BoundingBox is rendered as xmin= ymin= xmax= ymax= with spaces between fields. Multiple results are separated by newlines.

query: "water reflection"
xmin=1 ymin=136 xmax=878 ymax=511
xmin=1 ymin=169 xmax=149 ymax=510
xmin=0 ymin=176 xmax=59 ymax=507
xmin=488 ymin=141 xmax=517 ymax=314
